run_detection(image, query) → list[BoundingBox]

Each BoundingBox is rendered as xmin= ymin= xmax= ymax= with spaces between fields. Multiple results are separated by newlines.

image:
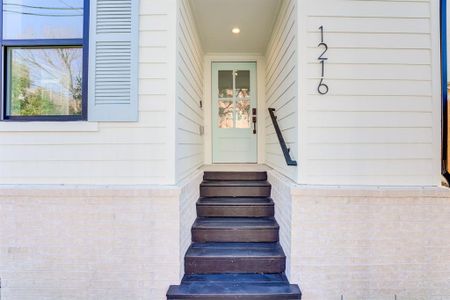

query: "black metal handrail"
xmin=268 ymin=108 xmax=297 ymax=166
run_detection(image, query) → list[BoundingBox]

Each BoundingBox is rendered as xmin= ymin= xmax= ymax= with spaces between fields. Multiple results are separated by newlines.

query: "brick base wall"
xmin=268 ymin=170 xmax=450 ymax=300
xmin=0 ymin=186 xmax=187 ymax=300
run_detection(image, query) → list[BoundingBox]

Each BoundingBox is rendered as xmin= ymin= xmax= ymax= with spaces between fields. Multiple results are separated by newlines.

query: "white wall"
xmin=175 ymin=0 xmax=204 ymax=182
xmin=264 ymin=0 xmax=298 ymax=181
xmin=0 ymin=0 xmax=178 ymax=185
xmin=297 ymin=0 xmax=441 ymax=186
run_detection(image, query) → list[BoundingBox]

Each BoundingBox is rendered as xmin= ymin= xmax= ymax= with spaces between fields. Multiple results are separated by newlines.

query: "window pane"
xmin=235 ymin=70 xmax=250 ymax=98
xmin=7 ymin=47 xmax=83 ymax=117
xmin=218 ymin=100 xmax=233 ymax=128
xmin=218 ymin=70 xmax=233 ymax=98
xmin=3 ymin=0 xmax=84 ymax=39
xmin=235 ymin=99 xmax=250 ymax=128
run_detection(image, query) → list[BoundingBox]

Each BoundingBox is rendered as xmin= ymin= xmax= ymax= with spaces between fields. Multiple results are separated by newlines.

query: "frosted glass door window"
xmin=217 ymin=69 xmax=252 ymax=129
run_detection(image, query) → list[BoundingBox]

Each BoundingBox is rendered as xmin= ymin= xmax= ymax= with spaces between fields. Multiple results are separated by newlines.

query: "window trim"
xmin=442 ymin=0 xmax=450 ymax=181
xmin=0 ymin=0 xmax=89 ymax=121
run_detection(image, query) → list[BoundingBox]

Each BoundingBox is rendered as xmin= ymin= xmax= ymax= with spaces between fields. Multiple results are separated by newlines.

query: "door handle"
xmin=252 ymin=108 xmax=257 ymax=134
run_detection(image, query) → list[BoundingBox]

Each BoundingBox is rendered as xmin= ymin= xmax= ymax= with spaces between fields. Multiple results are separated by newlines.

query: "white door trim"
xmin=203 ymin=54 xmax=266 ymax=164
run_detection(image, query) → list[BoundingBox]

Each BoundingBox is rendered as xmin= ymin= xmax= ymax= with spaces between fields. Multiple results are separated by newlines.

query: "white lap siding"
xmin=265 ymin=0 xmax=298 ymax=181
xmin=297 ymin=0 xmax=441 ymax=186
xmin=175 ymin=0 xmax=204 ymax=182
xmin=0 ymin=0 xmax=178 ymax=185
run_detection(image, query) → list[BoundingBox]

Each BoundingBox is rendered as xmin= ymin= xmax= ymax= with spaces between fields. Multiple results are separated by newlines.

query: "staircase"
xmin=167 ymin=171 xmax=301 ymax=299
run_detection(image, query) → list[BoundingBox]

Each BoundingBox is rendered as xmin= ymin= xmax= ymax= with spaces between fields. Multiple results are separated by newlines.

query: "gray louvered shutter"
xmin=88 ymin=0 xmax=139 ymax=121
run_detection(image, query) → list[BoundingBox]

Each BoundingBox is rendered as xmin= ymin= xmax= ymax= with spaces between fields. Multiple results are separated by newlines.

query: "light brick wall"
xmin=0 ymin=187 xmax=183 ymax=300
xmin=179 ymin=170 xmax=203 ymax=276
xmin=268 ymin=170 xmax=450 ymax=300
xmin=268 ymin=170 xmax=294 ymax=278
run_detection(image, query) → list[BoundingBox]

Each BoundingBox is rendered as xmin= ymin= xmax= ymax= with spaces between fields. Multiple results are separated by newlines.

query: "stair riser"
xmin=200 ymin=186 xmax=271 ymax=197
xmin=168 ymin=294 xmax=300 ymax=300
xmin=185 ymin=257 xmax=286 ymax=274
xmin=197 ymin=205 xmax=274 ymax=217
xmin=192 ymin=229 xmax=279 ymax=243
xmin=204 ymin=172 xmax=268 ymax=181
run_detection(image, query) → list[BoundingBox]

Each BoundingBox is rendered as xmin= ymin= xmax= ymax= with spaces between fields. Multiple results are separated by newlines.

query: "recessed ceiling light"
xmin=232 ymin=27 xmax=241 ymax=34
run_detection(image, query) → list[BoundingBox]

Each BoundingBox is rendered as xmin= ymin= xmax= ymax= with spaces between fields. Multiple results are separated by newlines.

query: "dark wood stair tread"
xmin=186 ymin=242 xmax=285 ymax=258
xmin=181 ymin=273 xmax=289 ymax=283
xmin=197 ymin=197 xmax=275 ymax=218
xmin=193 ymin=218 xmax=279 ymax=229
xmin=201 ymin=180 xmax=271 ymax=187
xmin=200 ymin=181 xmax=272 ymax=197
xmin=167 ymin=282 xmax=301 ymax=299
xmin=197 ymin=197 xmax=273 ymax=206
xmin=204 ymin=171 xmax=268 ymax=181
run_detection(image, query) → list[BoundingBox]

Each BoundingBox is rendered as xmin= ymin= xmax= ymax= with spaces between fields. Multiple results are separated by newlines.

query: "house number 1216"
xmin=318 ymin=26 xmax=329 ymax=95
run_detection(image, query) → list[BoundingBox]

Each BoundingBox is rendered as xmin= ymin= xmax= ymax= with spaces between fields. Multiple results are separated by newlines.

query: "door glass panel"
xmin=235 ymin=99 xmax=250 ymax=128
xmin=3 ymin=0 xmax=84 ymax=39
xmin=218 ymin=70 xmax=233 ymax=98
xmin=218 ymin=100 xmax=233 ymax=128
xmin=235 ymin=70 xmax=250 ymax=98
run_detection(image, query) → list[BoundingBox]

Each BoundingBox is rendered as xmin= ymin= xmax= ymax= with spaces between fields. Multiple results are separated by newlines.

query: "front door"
xmin=212 ymin=62 xmax=257 ymax=163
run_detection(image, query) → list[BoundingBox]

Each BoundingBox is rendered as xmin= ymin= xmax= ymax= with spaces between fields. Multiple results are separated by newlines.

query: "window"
xmin=1 ymin=0 xmax=89 ymax=121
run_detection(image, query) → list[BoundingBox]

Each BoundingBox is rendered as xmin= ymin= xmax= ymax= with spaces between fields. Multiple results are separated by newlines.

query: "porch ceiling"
xmin=189 ymin=0 xmax=282 ymax=54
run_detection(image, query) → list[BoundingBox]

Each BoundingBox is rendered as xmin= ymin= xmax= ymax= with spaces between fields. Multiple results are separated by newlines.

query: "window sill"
xmin=0 ymin=121 xmax=98 ymax=132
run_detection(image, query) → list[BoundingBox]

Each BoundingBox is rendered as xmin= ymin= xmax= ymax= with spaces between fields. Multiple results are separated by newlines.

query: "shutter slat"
xmin=88 ymin=0 xmax=139 ymax=121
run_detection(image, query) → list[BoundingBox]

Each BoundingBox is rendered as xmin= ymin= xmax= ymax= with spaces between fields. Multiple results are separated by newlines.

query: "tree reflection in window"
xmin=8 ymin=47 xmax=83 ymax=116
xmin=235 ymin=100 xmax=250 ymax=128
xmin=218 ymin=100 xmax=233 ymax=128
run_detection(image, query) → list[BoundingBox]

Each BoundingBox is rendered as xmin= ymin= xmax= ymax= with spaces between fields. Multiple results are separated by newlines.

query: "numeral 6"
xmin=318 ymin=78 xmax=329 ymax=95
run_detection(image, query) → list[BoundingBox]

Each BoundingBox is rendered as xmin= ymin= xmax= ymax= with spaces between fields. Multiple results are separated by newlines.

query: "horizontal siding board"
xmin=139 ymin=62 xmax=169 ymax=79
xmin=307 ymin=128 xmax=433 ymax=144
xmin=307 ymin=1 xmax=430 ymax=18
xmin=306 ymin=111 xmax=432 ymax=128
xmin=302 ymin=175 xmax=433 ymax=186
xmin=304 ymin=160 xmax=433 ymax=176
xmin=306 ymin=144 xmax=433 ymax=160
xmin=0 ymin=161 xmax=168 ymax=178
xmin=139 ymin=79 xmax=169 ymax=95
xmin=306 ymin=32 xmax=431 ymax=49
xmin=139 ymin=46 xmax=168 ymax=63
xmin=305 ymin=64 xmax=432 ymax=81
xmin=0 ymin=144 xmax=167 ymax=162
xmin=139 ymin=31 xmax=168 ymax=47
xmin=140 ymin=15 xmax=169 ymax=31
xmin=307 ymin=16 xmax=431 ymax=34
xmin=305 ymin=79 xmax=432 ymax=96
xmin=306 ymin=48 xmax=431 ymax=65
xmin=0 ymin=128 xmax=166 ymax=145
xmin=305 ymin=96 xmax=432 ymax=112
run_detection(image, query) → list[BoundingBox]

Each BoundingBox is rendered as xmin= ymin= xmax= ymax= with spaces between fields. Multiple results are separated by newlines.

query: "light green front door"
xmin=212 ymin=62 xmax=257 ymax=163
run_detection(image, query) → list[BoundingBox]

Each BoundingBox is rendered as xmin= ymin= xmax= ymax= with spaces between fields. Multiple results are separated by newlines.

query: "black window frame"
xmin=441 ymin=0 xmax=450 ymax=181
xmin=0 ymin=0 xmax=89 ymax=121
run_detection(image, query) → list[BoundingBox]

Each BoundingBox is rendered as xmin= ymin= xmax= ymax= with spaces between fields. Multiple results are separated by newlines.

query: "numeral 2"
xmin=318 ymin=42 xmax=328 ymax=61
